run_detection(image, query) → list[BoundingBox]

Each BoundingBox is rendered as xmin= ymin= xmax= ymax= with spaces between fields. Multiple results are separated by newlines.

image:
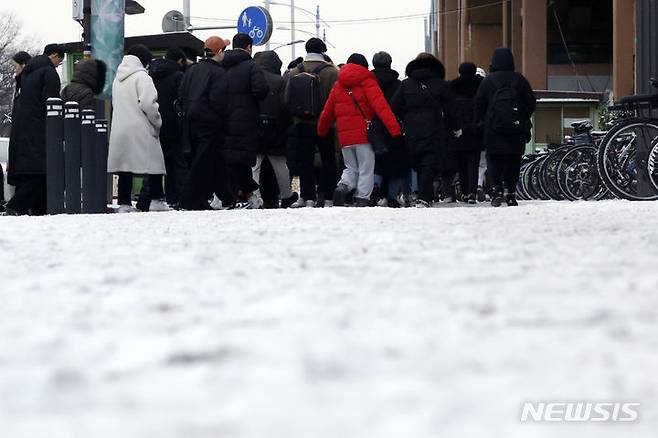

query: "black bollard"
xmin=46 ymin=98 xmax=65 ymax=215
xmin=64 ymin=101 xmax=82 ymax=214
xmin=81 ymin=109 xmax=96 ymax=214
xmin=94 ymin=119 xmax=109 ymax=213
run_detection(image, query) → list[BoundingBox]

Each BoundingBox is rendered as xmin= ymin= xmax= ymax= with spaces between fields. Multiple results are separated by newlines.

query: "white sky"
xmin=2 ymin=0 xmax=431 ymax=75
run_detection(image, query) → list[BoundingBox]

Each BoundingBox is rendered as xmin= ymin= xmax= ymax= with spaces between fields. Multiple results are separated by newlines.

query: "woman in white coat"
xmin=108 ymin=45 xmax=169 ymax=212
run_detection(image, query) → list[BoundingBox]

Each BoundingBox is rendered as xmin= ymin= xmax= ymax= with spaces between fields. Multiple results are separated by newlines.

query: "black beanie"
xmin=347 ymin=53 xmax=369 ymax=69
xmin=127 ymin=44 xmax=153 ymax=68
xmin=458 ymin=62 xmax=477 ymax=77
xmin=305 ymin=38 xmax=327 ymax=54
xmin=372 ymin=51 xmax=392 ymax=69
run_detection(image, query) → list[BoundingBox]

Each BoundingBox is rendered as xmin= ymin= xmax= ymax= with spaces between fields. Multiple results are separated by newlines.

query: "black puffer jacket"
xmin=391 ymin=56 xmax=458 ymax=169
xmin=448 ymin=62 xmax=483 ymax=152
xmin=221 ymin=49 xmax=269 ymax=166
xmin=61 ymin=59 xmax=106 ymax=110
xmin=178 ymin=58 xmax=228 ymax=128
xmin=475 ymin=48 xmax=536 ymax=155
xmin=373 ymin=67 xmax=408 ymax=178
xmin=9 ymin=55 xmax=61 ymax=176
xmin=255 ymin=51 xmax=290 ymax=156
xmin=150 ymin=58 xmax=184 ymax=146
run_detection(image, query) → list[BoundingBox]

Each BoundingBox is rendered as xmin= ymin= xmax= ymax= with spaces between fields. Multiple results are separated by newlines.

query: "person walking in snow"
xmin=252 ymin=50 xmax=298 ymax=208
xmin=284 ymin=38 xmax=339 ymax=208
xmin=107 ymin=45 xmax=168 ymax=213
xmin=371 ymin=51 xmax=409 ymax=207
xmin=6 ymin=44 xmax=64 ymax=216
xmin=317 ymin=53 xmax=401 ymax=207
xmin=391 ymin=53 xmax=459 ymax=208
xmin=61 ymin=59 xmax=107 ymax=110
xmin=448 ymin=62 xmax=483 ymax=204
xmin=475 ymin=48 xmax=535 ymax=207
xmin=221 ymin=33 xmax=269 ymax=209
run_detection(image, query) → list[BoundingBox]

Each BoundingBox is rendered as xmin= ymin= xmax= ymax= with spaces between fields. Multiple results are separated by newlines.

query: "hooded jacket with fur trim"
xmin=317 ymin=63 xmax=400 ymax=147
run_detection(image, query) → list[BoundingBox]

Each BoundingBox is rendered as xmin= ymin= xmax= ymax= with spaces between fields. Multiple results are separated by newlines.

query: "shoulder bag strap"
xmin=348 ymin=89 xmax=371 ymax=124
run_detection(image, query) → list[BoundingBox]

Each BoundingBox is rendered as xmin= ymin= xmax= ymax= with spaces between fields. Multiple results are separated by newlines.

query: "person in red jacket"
xmin=318 ymin=54 xmax=401 ymax=207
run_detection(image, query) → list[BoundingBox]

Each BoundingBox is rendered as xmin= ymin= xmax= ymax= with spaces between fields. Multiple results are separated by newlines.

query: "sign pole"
xmin=291 ymin=0 xmax=296 ymax=60
xmin=265 ymin=0 xmax=271 ymax=50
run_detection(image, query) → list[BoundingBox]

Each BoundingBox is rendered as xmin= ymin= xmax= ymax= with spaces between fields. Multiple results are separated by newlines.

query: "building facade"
xmin=426 ymin=0 xmax=657 ymax=149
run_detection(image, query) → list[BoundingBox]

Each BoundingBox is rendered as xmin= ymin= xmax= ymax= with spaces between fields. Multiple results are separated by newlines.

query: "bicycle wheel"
xmin=517 ymin=162 xmax=531 ymax=200
xmin=539 ymin=146 xmax=571 ymax=200
xmin=557 ymin=145 xmax=605 ymax=201
xmin=646 ymin=136 xmax=658 ymax=193
xmin=529 ymin=156 xmax=551 ymax=200
xmin=596 ymin=118 xmax=658 ymax=201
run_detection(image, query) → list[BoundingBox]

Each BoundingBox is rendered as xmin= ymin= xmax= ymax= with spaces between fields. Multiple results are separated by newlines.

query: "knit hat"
xmin=372 ymin=51 xmax=392 ymax=69
xmin=127 ymin=44 xmax=153 ymax=68
xmin=305 ymin=37 xmax=327 ymax=54
xmin=204 ymin=36 xmax=230 ymax=56
xmin=347 ymin=53 xmax=369 ymax=69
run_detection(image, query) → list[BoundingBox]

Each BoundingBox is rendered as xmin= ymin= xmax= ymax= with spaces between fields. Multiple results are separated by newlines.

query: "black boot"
xmin=354 ymin=197 xmax=370 ymax=207
xmin=491 ymin=187 xmax=504 ymax=207
xmin=505 ymin=193 xmax=519 ymax=207
xmin=280 ymin=192 xmax=299 ymax=209
xmin=332 ymin=183 xmax=350 ymax=207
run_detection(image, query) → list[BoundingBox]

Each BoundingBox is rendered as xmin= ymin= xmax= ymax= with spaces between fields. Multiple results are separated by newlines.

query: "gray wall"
xmin=636 ymin=0 xmax=658 ymax=95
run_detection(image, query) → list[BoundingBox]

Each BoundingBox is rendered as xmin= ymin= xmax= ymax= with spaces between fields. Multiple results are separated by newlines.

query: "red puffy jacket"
xmin=317 ymin=63 xmax=401 ymax=148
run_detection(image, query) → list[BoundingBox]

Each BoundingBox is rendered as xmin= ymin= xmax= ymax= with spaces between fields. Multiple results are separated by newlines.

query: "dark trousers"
xmin=7 ymin=175 xmax=47 ymax=215
xmin=0 ymin=164 xmax=5 ymax=203
xmin=228 ymin=163 xmax=258 ymax=200
xmin=456 ymin=150 xmax=482 ymax=196
xmin=287 ymin=123 xmax=337 ymax=201
xmin=487 ymin=153 xmax=522 ymax=194
xmin=118 ymin=173 xmax=164 ymax=206
xmin=181 ymin=124 xmax=234 ymax=208
xmin=417 ymin=165 xmax=437 ymax=203
xmin=161 ymin=140 xmax=189 ymax=205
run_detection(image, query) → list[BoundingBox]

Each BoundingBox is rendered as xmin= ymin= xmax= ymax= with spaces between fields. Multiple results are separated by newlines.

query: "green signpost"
xmin=91 ymin=0 xmax=125 ymax=98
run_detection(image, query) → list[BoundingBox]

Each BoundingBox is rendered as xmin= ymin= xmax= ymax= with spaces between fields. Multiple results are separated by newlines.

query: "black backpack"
xmin=487 ymin=75 xmax=524 ymax=135
xmin=285 ymin=63 xmax=331 ymax=119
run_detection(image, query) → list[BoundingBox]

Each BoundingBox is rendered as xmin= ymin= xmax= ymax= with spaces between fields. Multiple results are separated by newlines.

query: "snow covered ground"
xmin=1 ymin=201 xmax=657 ymax=438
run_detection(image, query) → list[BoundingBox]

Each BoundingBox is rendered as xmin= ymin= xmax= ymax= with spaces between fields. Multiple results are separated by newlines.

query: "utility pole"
xmin=316 ymin=5 xmax=320 ymax=37
xmin=83 ymin=0 xmax=92 ymax=58
xmin=291 ymin=0 xmax=296 ymax=60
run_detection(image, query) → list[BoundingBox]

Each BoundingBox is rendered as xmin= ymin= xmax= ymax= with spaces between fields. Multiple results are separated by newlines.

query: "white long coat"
xmin=107 ymin=55 xmax=165 ymax=174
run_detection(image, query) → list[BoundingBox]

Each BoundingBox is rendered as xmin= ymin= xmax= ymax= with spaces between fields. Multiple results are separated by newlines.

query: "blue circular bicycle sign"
xmin=237 ymin=6 xmax=273 ymax=46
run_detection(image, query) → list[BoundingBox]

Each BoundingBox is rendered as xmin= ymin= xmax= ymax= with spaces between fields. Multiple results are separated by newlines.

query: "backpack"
xmin=487 ymin=75 xmax=524 ymax=135
xmin=285 ymin=63 xmax=331 ymax=119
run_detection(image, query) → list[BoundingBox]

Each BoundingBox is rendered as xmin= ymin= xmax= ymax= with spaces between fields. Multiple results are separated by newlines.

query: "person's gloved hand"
xmin=453 ymin=129 xmax=463 ymax=138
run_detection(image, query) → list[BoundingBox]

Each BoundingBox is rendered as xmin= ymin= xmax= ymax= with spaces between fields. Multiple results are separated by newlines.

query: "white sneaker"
xmin=290 ymin=197 xmax=307 ymax=208
xmin=247 ymin=194 xmax=264 ymax=210
xmin=377 ymin=198 xmax=388 ymax=207
xmin=149 ymin=199 xmax=172 ymax=212
xmin=117 ymin=204 xmax=137 ymax=213
xmin=324 ymin=200 xmax=333 ymax=208
xmin=415 ymin=199 xmax=430 ymax=208
xmin=209 ymin=194 xmax=223 ymax=210
xmin=305 ymin=199 xmax=315 ymax=208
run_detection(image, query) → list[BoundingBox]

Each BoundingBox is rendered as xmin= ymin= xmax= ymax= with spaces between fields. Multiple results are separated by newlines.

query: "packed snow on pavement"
xmin=0 ymin=201 xmax=657 ymax=438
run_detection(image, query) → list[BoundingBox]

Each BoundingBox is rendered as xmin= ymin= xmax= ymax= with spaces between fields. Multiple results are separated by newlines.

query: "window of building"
xmin=547 ymin=0 xmax=613 ymax=64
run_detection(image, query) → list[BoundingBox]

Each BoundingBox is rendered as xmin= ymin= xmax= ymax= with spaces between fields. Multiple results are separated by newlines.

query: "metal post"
xmin=64 ymin=101 xmax=82 ymax=214
xmin=81 ymin=109 xmax=96 ymax=214
xmin=316 ymin=5 xmax=320 ymax=37
xmin=291 ymin=0 xmax=296 ymax=60
xmin=265 ymin=0 xmax=271 ymax=50
xmin=46 ymin=98 xmax=65 ymax=215
xmin=94 ymin=119 xmax=109 ymax=213
xmin=183 ymin=0 xmax=191 ymax=29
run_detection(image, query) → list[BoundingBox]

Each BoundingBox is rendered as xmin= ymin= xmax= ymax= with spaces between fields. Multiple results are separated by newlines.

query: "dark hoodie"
xmin=254 ymin=50 xmax=290 ymax=155
xmin=475 ymin=48 xmax=536 ymax=155
xmin=221 ymin=49 xmax=269 ymax=166
xmin=61 ymin=59 xmax=107 ymax=110
xmin=448 ymin=62 xmax=483 ymax=151
xmin=149 ymin=58 xmax=184 ymax=145
xmin=9 ymin=54 xmax=61 ymax=176
xmin=373 ymin=67 xmax=401 ymax=102
xmin=390 ymin=56 xmax=458 ymax=169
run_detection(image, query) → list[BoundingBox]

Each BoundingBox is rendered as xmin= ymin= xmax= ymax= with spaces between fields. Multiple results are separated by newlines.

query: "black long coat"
xmin=60 ymin=59 xmax=106 ymax=110
xmin=254 ymin=51 xmax=290 ymax=157
xmin=221 ymin=49 xmax=269 ymax=166
xmin=150 ymin=58 xmax=184 ymax=148
xmin=9 ymin=55 xmax=61 ymax=176
xmin=475 ymin=48 xmax=536 ymax=155
xmin=448 ymin=66 xmax=483 ymax=152
xmin=373 ymin=67 xmax=408 ymax=178
xmin=391 ymin=57 xmax=458 ymax=170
